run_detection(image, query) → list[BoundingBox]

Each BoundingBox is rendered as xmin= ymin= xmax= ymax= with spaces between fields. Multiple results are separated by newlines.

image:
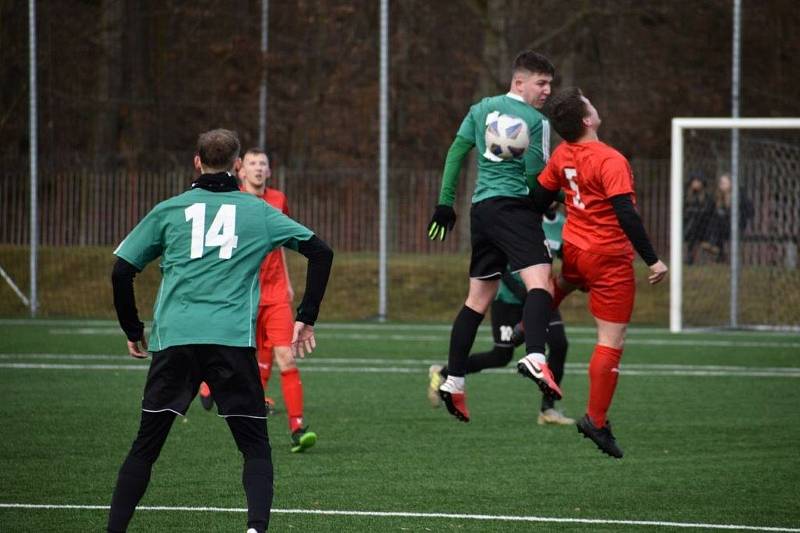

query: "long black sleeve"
xmin=294 ymin=235 xmax=334 ymax=326
xmin=530 ymin=181 xmax=560 ymax=213
xmin=111 ymin=257 xmax=144 ymax=342
xmin=610 ymin=194 xmax=659 ymax=266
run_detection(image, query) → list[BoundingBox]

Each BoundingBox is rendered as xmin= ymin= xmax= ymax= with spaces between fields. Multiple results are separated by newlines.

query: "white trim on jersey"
xmin=542 ymin=119 xmax=551 ymax=162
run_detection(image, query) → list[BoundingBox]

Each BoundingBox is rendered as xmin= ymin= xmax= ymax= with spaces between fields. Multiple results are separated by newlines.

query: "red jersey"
xmin=256 ymin=188 xmax=291 ymax=305
xmin=538 ymin=140 xmax=635 ymax=256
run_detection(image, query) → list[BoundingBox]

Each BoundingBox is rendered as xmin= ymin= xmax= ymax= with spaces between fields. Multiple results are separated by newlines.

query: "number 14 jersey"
xmin=114 ymin=186 xmax=313 ymax=351
xmin=538 ymin=140 xmax=636 ymax=257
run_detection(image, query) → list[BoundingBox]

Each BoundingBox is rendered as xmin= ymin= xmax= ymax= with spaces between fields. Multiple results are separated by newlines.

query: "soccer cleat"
xmin=290 ymin=426 xmax=317 ymax=453
xmin=438 ymin=380 xmax=470 ymax=422
xmin=517 ymin=355 xmax=563 ymax=400
xmin=427 ymin=365 xmax=444 ymax=407
xmin=264 ymin=396 xmax=276 ymax=416
xmin=577 ymin=414 xmax=624 ymax=458
xmin=199 ymin=382 xmax=213 ymax=411
xmin=537 ymin=408 xmax=575 ymax=426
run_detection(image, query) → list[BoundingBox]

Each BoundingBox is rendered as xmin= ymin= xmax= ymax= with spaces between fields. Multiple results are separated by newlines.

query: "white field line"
xmin=0 ymin=355 xmax=798 ymax=378
xmin=37 ymin=328 xmax=800 ymax=349
xmin=0 ymin=503 xmax=797 ymax=532
xmin=2 ymin=318 xmax=799 ymax=337
xmin=4 ymin=352 xmax=800 ymax=374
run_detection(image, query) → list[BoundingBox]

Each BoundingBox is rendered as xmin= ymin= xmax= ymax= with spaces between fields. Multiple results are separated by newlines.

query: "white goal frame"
xmin=670 ymin=117 xmax=800 ymax=332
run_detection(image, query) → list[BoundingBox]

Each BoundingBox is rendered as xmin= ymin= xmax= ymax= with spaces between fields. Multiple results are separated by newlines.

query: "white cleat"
xmin=537 ymin=408 xmax=575 ymax=426
xmin=427 ymin=364 xmax=444 ymax=407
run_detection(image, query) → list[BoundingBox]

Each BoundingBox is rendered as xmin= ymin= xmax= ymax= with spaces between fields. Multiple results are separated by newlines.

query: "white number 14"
xmin=185 ymin=203 xmax=239 ymax=259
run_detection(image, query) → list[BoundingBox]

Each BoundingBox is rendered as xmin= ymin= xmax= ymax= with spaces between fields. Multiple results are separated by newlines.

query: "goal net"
xmin=670 ymin=118 xmax=800 ymax=331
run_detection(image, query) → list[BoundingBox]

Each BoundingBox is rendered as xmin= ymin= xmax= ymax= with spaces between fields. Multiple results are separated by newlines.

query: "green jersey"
xmin=455 ymin=92 xmax=550 ymax=204
xmin=542 ymin=210 xmax=566 ymax=255
xmin=114 ymin=187 xmax=314 ymax=351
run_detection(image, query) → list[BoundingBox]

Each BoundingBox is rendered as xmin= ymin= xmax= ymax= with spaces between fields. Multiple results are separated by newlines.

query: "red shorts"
xmin=561 ymin=241 xmax=636 ymax=323
xmin=256 ymin=302 xmax=294 ymax=358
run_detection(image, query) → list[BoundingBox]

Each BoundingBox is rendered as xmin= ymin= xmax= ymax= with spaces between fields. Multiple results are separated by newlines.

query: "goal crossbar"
xmin=670 ymin=117 xmax=800 ymax=332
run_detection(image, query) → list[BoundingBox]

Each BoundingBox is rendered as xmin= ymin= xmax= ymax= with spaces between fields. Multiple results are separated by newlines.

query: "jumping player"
xmin=427 ymin=50 xmax=561 ymax=422
xmin=534 ymin=88 xmax=668 ymax=458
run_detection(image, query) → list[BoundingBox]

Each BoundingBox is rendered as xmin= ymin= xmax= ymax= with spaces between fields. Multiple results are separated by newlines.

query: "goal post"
xmin=670 ymin=117 xmax=800 ymax=332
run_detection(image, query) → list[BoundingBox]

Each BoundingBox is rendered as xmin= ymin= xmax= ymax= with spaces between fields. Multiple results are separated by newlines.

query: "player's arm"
xmin=609 ymin=194 xmax=668 ymax=285
xmin=286 ymin=234 xmax=334 ymax=358
xmin=111 ymin=257 xmax=149 ymax=358
xmin=530 ymin=159 xmax=563 ymax=212
xmin=428 ymin=135 xmax=473 ymax=241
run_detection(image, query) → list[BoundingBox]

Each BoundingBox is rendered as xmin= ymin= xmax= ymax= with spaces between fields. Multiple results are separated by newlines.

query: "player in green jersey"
xmin=427 ymin=50 xmax=560 ymax=422
xmin=107 ymin=129 xmax=333 ymax=533
xmin=428 ymin=205 xmax=574 ymax=425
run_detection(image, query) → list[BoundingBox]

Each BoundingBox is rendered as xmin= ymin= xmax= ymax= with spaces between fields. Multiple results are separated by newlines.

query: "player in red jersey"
xmin=534 ymin=88 xmax=668 ymax=458
xmin=239 ymin=148 xmax=317 ymax=453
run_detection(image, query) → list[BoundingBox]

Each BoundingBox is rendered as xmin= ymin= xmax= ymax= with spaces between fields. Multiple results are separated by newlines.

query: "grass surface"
xmin=1 ymin=321 xmax=799 ymax=532
xmin=1 ymin=246 xmax=669 ymax=325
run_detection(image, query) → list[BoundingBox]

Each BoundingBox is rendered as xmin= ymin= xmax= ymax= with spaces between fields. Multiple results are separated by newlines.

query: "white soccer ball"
xmin=484 ymin=113 xmax=530 ymax=160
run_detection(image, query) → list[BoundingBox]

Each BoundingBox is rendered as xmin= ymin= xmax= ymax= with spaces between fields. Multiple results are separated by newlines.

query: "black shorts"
xmin=491 ymin=300 xmax=563 ymax=347
xmin=141 ymin=344 xmax=266 ymax=419
xmin=469 ymin=197 xmax=552 ymax=279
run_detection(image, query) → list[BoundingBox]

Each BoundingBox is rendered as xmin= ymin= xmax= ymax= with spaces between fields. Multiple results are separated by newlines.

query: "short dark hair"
xmin=243 ymin=147 xmax=267 ymax=159
xmin=512 ymin=50 xmax=555 ymax=77
xmin=197 ymin=129 xmax=241 ymax=169
xmin=545 ymin=87 xmax=588 ymax=142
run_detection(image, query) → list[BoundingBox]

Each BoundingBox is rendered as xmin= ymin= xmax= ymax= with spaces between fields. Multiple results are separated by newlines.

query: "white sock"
xmin=443 ymin=375 xmax=465 ymax=392
xmin=526 ymin=352 xmax=546 ymax=365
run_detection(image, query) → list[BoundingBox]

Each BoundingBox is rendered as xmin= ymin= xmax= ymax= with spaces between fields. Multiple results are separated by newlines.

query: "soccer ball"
xmin=484 ymin=113 xmax=530 ymax=160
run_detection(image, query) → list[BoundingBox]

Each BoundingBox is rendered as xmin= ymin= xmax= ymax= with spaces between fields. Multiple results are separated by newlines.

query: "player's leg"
xmin=538 ymin=310 xmax=574 ymax=425
xmin=207 ymin=345 xmax=271 ymax=532
xmin=255 ymin=305 xmax=275 ymax=410
xmin=273 ymin=345 xmax=317 ymax=453
xmin=575 ymin=251 xmax=634 ymax=459
xmin=516 ymin=263 xmax=563 ymax=400
xmin=199 ymin=381 xmax=213 ymax=410
xmin=108 ymin=345 xmax=196 ymax=532
xmin=466 ymin=300 xmax=519 ymax=372
xmin=107 ymin=411 xmax=176 ymax=532
xmin=266 ymin=301 xmax=316 ymax=452
xmin=439 ymin=277 xmax=499 ymax=422
xmin=429 ymin=300 xmax=519 ymax=407
xmin=226 ymin=415 xmax=273 ymax=533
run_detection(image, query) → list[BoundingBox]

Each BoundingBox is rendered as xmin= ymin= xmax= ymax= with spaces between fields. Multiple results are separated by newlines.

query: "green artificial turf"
xmin=1 ymin=321 xmax=799 ymax=532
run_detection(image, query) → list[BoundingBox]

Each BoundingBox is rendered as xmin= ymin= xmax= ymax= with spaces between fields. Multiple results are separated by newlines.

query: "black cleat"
xmin=577 ymin=414 xmax=624 ymax=458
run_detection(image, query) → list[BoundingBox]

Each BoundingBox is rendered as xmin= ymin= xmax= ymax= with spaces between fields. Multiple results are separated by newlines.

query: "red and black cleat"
xmin=438 ymin=389 xmax=470 ymax=423
xmin=517 ymin=356 xmax=563 ymax=401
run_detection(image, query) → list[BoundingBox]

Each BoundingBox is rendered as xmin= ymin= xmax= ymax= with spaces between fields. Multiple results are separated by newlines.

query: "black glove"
xmin=427 ymin=205 xmax=457 ymax=241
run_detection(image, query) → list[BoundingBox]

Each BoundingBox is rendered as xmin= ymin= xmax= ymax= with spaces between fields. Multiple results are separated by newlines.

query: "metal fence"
xmin=0 ymin=160 xmax=672 ymax=257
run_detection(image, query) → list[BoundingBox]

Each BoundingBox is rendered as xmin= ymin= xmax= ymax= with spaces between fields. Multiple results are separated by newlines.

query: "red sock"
xmin=281 ymin=368 xmax=305 ymax=432
xmin=587 ymin=344 xmax=623 ymax=428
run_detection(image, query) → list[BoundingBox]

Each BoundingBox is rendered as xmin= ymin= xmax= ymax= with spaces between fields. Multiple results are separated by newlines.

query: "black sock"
xmin=107 ymin=455 xmax=153 ymax=533
xmin=541 ymin=322 xmax=568 ymax=412
xmin=466 ymin=345 xmax=514 ymax=374
xmin=523 ymin=289 xmax=552 ymax=355
xmin=243 ymin=458 xmax=273 ymax=532
xmin=447 ymin=306 xmax=484 ymax=377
